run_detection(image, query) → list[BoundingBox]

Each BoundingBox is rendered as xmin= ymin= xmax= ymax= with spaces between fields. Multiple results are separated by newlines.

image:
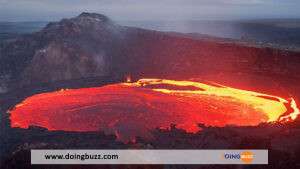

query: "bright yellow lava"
xmin=280 ymin=99 xmax=300 ymax=122
xmin=126 ymin=79 xmax=299 ymax=122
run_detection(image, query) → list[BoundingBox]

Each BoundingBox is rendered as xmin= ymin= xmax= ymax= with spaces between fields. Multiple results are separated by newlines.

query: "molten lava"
xmin=279 ymin=99 xmax=300 ymax=122
xmin=126 ymin=75 xmax=132 ymax=83
xmin=9 ymin=79 xmax=299 ymax=141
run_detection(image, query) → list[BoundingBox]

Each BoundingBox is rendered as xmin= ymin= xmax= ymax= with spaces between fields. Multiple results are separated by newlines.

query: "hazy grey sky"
xmin=0 ymin=0 xmax=299 ymax=21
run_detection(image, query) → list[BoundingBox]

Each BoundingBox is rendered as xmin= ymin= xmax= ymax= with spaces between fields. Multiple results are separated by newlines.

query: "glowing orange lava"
xmin=9 ymin=79 xmax=299 ymax=141
xmin=279 ymin=98 xmax=300 ymax=122
xmin=126 ymin=75 xmax=132 ymax=83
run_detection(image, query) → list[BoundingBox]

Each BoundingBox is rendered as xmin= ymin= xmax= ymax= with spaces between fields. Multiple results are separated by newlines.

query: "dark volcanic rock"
xmin=0 ymin=13 xmax=120 ymax=89
xmin=1 ymin=12 xmax=300 ymax=92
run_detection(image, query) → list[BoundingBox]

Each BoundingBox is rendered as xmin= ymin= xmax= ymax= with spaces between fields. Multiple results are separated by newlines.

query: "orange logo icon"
xmin=240 ymin=151 xmax=254 ymax=163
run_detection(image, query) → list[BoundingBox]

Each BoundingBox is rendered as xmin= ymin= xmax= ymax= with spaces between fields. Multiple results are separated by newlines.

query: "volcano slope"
xmin=1 ymin=12 xmax=300 ymax=91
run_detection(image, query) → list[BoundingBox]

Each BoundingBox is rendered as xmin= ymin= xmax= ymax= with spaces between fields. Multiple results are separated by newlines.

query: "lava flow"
xmin=9 ymin=79 xmax=300 ymax=142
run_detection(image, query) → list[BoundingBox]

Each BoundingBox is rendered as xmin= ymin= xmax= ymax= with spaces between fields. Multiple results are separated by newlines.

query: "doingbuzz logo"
xmin=223 ymin=151 xmax=254 ymax=164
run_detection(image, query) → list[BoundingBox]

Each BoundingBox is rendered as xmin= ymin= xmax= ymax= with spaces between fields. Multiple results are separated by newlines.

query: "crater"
xmin=9 ymin=79 xmax=297 ymax=142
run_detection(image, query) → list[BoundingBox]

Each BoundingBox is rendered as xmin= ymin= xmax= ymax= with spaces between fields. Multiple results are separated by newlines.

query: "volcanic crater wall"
xmin=1 ymin=12 xmax=300 ymax=92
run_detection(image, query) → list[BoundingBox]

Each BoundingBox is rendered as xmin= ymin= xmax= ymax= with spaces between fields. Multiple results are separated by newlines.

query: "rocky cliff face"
xmin=1 ymin=12 xmax=300 ymax=92
xmin=0 ymin=13 xmax=121 ymax=87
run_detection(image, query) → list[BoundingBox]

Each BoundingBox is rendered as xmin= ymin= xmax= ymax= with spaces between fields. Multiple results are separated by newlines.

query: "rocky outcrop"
xmin=0 ymin=13 xmax=120 ymax=88
xmin=1 ymin=12 xmax=300 ymax=92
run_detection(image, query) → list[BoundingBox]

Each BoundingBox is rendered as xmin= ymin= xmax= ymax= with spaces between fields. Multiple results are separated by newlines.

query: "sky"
xmin=0 ymin=0 xmax=300 ymax=21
